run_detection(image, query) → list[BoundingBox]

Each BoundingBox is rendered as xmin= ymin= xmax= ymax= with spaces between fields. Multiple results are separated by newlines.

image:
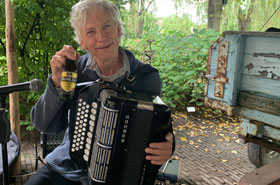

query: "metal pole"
xmin=2 ymin=143 xmax=9 ymax=185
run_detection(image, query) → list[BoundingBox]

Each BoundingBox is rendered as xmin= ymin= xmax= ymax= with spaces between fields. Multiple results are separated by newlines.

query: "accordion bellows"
xmin=69 ymin=82 xmax=171 ymax=185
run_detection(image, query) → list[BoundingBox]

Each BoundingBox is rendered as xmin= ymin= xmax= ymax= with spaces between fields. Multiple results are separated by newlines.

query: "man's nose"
xmin=96 ymin=29 xmax=107 ymax=41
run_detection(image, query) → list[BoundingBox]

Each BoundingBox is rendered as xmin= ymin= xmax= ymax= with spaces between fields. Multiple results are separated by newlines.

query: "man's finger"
xmin=165 ymin=132 xmax=173 ymax=142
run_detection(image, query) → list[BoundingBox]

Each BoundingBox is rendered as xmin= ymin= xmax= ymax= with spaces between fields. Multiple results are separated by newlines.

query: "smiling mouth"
xmin=98 ymin=43 xmax=112 ymax=50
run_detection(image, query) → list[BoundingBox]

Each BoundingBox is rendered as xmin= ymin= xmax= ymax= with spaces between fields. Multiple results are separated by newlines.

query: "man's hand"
xmin=50 ymin=45 xmax=80 ymax=87
xmin=145 ymin=132 xmax=173 ymax=165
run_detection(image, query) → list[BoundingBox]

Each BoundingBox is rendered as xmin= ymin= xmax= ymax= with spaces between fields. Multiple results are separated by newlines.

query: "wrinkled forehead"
xmin=83 ymin=7 xmax=118 ymax=27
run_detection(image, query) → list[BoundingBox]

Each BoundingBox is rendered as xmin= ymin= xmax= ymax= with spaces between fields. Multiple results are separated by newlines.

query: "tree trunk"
xmin=208 ymin=0 xmax=223 ymax=32
xmin=5 ymin=0 xmax=21 ymax=174
xmin=137 ymin=0 xmax=145 ymax=36
xmin=130 ymin=2 xmax=137 ymax=34
xmin=238 ymin=0 xmax=255 ymax=31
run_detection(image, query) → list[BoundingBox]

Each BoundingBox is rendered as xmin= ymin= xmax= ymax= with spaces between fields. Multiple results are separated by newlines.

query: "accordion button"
xmin=89 ymin=120 xmax=94 ymax=126
xmin=89 ymin=126 xmax=93 ymax=132
xmin=88 ymin=132 xmax=92 ymax=138
xmin=90 ymin=115 xmax=96 ymax=121
xmin=92 ymin=102 xmax=97 ymax=108
xmin=83 ymin=155 xmax=89 ymax=161
xmin=86 ymin=143 xmax=91 ymax=150
xmin=91 ymin=109 xmax=97 ymax=115
xmin=80 ymin=145 xmax=83 ymax=149
xmin=86 ymin=138 xmax=91 ymax=143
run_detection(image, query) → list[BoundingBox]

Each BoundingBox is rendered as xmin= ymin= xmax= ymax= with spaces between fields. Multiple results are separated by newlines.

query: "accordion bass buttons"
xmin=92 ymin=102 xmax=98 ymax=109
xmin=90 ymin=115 xmax=96 ymax=121
xmin=83 ymin=155 xmax=89 ymax=162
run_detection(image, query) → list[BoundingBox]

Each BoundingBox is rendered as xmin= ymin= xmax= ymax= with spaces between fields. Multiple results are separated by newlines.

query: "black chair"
xmin=35 ymin=130 xmax=65 ymax=170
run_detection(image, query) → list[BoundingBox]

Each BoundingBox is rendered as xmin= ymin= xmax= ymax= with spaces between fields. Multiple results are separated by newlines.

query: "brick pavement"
xmin=2 ymin=110 xmax=256 ymax=185
xmin=172 ymin=110 xmax=256 ymax=185
xmin=5 ymin=141 xmax=43 ymax=185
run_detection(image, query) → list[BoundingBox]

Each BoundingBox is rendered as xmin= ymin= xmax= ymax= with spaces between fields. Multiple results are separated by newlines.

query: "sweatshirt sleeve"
xmin=30 ymin=75 xmax=68 ymax=133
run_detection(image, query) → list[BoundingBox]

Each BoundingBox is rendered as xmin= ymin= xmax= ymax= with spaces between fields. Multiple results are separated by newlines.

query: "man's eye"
xmin=104 ymin=24 xmax=111 ymax=29
xmin=87 ymin=30 xmax=95 ymax=35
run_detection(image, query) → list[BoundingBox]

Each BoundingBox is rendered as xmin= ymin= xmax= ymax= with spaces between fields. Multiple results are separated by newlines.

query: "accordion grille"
xmin=89 ymin=103 xmax=119 ymax=183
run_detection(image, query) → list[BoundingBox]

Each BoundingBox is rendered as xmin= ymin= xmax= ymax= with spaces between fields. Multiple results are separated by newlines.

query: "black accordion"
xmin=69 ymin=82 xmax=171 ymax=185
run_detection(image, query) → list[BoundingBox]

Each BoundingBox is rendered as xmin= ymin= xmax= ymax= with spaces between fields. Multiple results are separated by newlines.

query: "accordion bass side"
xmin=69 ymin=84 xmax=171 ymax=185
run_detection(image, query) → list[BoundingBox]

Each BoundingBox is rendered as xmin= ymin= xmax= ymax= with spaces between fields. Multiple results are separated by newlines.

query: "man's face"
xmin=80 ymin=9 xmax=121 ymax=65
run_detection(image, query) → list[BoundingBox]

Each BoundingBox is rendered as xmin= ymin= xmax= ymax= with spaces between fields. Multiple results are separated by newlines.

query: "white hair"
xmin=70 ymin=0 xmax=124 ymax=44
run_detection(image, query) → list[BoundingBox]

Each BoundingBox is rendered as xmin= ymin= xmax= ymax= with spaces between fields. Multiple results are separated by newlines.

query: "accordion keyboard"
xmin=70 ymin=97 xmax=99 ymax=168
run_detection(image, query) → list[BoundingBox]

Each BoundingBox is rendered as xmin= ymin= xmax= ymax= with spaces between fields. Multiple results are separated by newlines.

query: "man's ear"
xmin=117 ymin=25 xmax=122 ymax=38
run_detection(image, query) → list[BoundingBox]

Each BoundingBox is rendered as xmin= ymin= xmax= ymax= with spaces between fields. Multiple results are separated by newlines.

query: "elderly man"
xmin=25 ymin=0 xmax=174 ymax=185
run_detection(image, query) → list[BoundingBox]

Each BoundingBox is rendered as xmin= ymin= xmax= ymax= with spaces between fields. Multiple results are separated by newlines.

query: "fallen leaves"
xmin=172 ymin=108 xmax=243 ymax=184
xmin=173 ymin=108 xmax=242 ymax=159
xmin=180 ymin=137 xmax=188 ymax=142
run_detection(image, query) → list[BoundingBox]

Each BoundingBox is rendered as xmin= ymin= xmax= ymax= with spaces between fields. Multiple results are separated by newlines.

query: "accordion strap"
xmin=121 ymin=64 xmax=158 ymax=88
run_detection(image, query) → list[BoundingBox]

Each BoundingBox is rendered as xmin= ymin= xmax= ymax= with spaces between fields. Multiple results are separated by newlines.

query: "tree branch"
xmin=20 ymin=13 xmax=40 ymax=57
xmin=145 ymin=0 xmax=154 ymax=12
xmin=0 ymin=37 xmax=6 ymax=52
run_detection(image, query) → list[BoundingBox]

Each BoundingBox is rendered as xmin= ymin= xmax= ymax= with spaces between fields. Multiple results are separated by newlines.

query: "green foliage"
xmin=220 ymin=0 xmax=280 ymax=32
xmin=153 ymin=28 xmax=219 ymax=109
xmin=20 ymin=120 xmax=34 ymax=131
xmin=158 ymin=15 xmax=195 ymax=35
xmin=0 ymin=1 xmax=79 ymax=130
xmin=123 ymin=25 xmax=219 ymax=109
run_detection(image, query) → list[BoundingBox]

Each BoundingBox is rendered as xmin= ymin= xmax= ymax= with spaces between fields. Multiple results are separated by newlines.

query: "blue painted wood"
xmin=240 ymin=75 xmax=280 ymax=97
xmin=239 ymin=107 xmax=280 ymax=128
xmin=205 ymin=31 xmax=280 ymax=148
xmin=244 ymin=35 xmax=280 ymax=54
xmin=242 ymin=55 xmax=280 ymax=79
xmin=240 ymin=118 xmax=280 ymax=141
xmin=206 ymin=31 xmax=280 ymax=106
xmin=206 ymin=34 xmax=244 ymax=105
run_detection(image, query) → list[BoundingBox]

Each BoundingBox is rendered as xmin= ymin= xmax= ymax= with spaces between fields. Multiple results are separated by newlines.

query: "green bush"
xmin=123 ymin=28 xmax=219 ymax=109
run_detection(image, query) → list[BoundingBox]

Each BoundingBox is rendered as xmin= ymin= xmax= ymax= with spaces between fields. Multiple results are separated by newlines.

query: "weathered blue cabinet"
xmin=204 ymin=31 xmax=280 ymax=167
